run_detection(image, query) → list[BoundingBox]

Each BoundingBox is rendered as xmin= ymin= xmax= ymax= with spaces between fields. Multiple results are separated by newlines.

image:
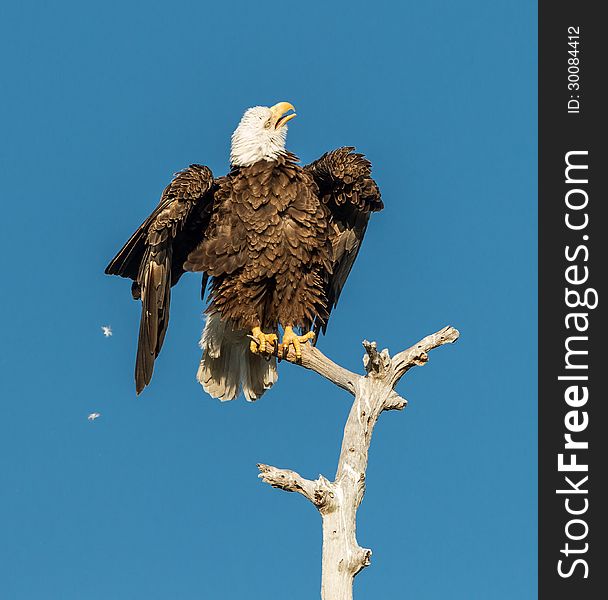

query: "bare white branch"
xmin=259 ymin=326 xmax=459 ymax=600
xmin=282 ymin=344 xmax=359 ymax=395
xmin=257 ymin=464 xmax=334 ymax=509
xmin=390 ymin=325 xmax=460 ymax=386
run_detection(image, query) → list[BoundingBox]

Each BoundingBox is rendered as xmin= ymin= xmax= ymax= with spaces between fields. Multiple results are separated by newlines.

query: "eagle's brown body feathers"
xmin=185 ymin=153 xmax=332 ymax=332
xmin=106 ymin=147 xmax=382 ymax=397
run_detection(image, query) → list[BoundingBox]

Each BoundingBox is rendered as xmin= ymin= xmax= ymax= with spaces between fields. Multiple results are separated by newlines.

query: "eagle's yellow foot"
xmin=279 ymin=326 xmax=315 ymax=360
xmin=250 ymin=327 xmax=278 ymax=355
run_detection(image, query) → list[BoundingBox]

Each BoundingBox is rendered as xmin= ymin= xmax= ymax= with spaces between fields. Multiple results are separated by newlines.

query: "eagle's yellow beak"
xmin=270 ymin=101 xmax=296 ymax=129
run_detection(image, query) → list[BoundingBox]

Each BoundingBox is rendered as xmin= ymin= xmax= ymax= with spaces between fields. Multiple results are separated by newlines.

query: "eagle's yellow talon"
xmin=250 ymin=327 xmax=277 ymax=355
xmin=280 ymin=326 xmax=315 ymax=360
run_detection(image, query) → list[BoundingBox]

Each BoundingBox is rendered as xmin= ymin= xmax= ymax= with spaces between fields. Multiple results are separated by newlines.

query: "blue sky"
xmin=0 ymin=1 xmax=537 ymax=598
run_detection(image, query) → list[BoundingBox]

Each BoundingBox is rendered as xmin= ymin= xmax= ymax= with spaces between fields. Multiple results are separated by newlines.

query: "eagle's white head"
xmin=230 ymin=102 xmax=296 ymax=167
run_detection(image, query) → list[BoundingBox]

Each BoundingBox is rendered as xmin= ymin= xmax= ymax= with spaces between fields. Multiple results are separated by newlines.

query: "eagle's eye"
xmin=264 ymin=119 xmax=272 ymax=129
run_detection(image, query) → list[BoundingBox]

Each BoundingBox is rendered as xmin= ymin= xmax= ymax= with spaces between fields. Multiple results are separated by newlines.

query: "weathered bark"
xmin=258 ymin=326 xmax=459 ymax=599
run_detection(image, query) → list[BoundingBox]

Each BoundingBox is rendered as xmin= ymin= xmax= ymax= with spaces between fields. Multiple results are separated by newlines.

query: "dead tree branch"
xmin=258 ymin=325 xmax=460 ymax=600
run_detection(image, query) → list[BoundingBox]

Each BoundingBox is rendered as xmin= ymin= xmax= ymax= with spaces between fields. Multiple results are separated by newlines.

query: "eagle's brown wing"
xmin=105 ymin=164 xmax=216 ymax=394
xmin=304 ymin=147 xmax=383 ymax=337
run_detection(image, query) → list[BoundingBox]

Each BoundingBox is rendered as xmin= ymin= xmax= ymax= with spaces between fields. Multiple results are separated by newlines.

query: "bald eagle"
xmin=106 ymin=102 xmax=383 ymax=399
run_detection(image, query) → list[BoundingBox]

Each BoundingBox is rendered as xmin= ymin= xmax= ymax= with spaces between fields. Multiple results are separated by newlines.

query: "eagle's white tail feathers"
xmin=197 ymin=313 xmax=278 ymax=402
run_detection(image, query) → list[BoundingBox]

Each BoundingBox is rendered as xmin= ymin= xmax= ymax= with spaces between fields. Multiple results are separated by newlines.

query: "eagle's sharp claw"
xmin=280 ymin=326 xmax=315 ymax=360
xmin=250 ymin=327 xmax=277 ymax=355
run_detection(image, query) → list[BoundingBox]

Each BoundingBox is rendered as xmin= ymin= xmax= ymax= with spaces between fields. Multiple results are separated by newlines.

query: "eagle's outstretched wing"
xmin=105 ymin=165 xmax=216 ymax=393
xmin=305 ymin=147 xmax=383 ymax=337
